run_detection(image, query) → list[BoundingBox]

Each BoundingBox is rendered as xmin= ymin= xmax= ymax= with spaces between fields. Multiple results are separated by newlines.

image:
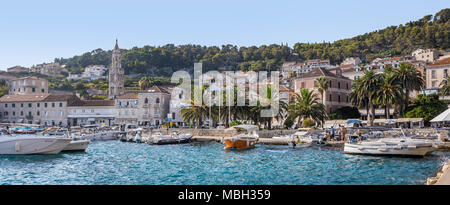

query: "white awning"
xmin=431 ymin=108 xmax=450 ymax=122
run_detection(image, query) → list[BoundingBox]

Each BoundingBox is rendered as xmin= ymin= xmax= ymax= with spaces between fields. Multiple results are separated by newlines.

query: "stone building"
xmin=109 ymin=39 xmax=124 ymax=99
xmin=7 ymin=66 xmax=29 ymax=73
xmin=426 ymin=57 xmax=450 ymax=91
xmin=68 ymin=65 xmax=107 ymax=80
xmin=0 ymin=94 xmax=81 ymax=126
xmin=114 ymin=86 xmax=171 ymax=126
xmin=412 ymin=48 xmax=439 ymax=63
xmin=293 ymin=67 xmax=352 ymax=114
xmin=31 ymin=62 xmax=67 ymax=76
xmin=67 ymin=100 xmax=115 ymax=126
xmin=8 ymin=76 xmax=49 ymax=95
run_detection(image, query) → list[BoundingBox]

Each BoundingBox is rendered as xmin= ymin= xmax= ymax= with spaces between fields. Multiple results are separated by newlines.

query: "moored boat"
xmin=0 ymin=130 xmax=71 ymax=155
xmin=222 ymin=125 xmax=259 ymax=150
xmin=62 ymin=139 xmax=90 ymax=152
xmin=344 ymin=138 xmax=436 ymax=157
xmin=148 ymin=131 xmax=193 ymax=145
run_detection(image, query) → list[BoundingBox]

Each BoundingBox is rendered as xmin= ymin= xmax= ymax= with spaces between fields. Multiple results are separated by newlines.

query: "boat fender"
xmin=15 ymin=141 xmax=21 ymax=152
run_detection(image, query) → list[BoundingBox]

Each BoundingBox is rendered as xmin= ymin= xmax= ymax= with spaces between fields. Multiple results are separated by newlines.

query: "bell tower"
xmin=109 ymin=39 xmax=124 ymax=99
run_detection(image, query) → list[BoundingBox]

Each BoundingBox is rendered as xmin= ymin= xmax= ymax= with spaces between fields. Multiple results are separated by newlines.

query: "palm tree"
xmin=357 ymin=70 xmax=380 ymax=126
xmin=439 ymin=77 xmax=450 ymax=96
xmin=350 ymin=78 xmax=369 ymax=116
xmin=287 ymin=89 xmax=327 ymax=127
xmin=315 ymin=77 xmax=329 ymax=105
xmin=138 ymin=77 xmax=152 ymax=90
xmin=375 ymin=72 xmax=403 ymax=119
xmin=392 ymin=63 xmax=424 ymax=115
xmin=180 ymin=85 xmax=209 ymax=128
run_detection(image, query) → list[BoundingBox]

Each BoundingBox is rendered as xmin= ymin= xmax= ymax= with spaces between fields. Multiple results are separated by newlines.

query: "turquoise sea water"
xmin=0 ymin=141 xmax=448 ymax=185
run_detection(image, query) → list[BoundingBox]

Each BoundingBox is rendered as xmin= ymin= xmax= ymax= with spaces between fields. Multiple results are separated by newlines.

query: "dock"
xmin=435 ymin=160 xmax=450 ymax=185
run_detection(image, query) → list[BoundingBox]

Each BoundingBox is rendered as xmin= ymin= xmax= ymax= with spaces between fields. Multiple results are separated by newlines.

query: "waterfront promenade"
xmin=435 ymin=160 xmax=450 ymax=185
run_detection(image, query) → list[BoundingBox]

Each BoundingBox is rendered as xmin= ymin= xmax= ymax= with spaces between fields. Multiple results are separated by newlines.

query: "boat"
xmin=222 ymin=125 xmax=259 ymax=150
xmin=80 ymin=128 xmax=120 ymax=141
xmin=344 ymin=138 xmax=436 ymax=157
xmin=0 ymin=129 xmax=72 ymax=155
xmin=62 ymin=139 xmax=90 ymax=152
xmin=148 ymin=131 xmax=193 ymax=145
xmin=287 ymin=129 xmax=313 ymax=148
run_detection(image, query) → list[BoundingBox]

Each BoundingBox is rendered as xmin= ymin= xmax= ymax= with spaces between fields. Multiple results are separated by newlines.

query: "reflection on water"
xmin=0 ymin=141 xmax=448 ymax=185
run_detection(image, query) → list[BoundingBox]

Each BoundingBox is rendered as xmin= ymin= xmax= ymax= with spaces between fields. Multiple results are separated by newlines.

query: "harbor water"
xmin=0 ymin=141 xmax=448 ymax=185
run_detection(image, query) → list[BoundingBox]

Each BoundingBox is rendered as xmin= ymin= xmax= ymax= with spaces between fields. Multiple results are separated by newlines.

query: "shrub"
xmin=302 ymin=118 xmax=315 ymax=128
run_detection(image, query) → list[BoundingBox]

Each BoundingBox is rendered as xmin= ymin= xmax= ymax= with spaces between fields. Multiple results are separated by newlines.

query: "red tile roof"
xmin=0 ymin=94 xmax=81 ymax=105
xmin=429 ymin=57 xmax=450 ymax=67
xmin=116 ymin=93 xmax=139 ymax=99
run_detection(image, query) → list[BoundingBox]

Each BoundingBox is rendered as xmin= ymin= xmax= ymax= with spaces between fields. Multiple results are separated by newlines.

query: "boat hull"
xmin=62 ymin=140 xmax=90 ymax=152
xmin=344 ymin=143 xmax=431 ymax=157
xmin=149 ymin=135 xmax=193 ymax=145
xmin=223 ymin=138 xmax=257 ymax=150
xmin=81 ymin=131 xmax=119 ymax=141
xmin=0 ymin=137 xmax=72 ymax=155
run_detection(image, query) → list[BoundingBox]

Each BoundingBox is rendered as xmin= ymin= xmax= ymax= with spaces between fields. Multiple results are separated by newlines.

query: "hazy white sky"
xmin=0 ymin=0 xmax=448 ymax=69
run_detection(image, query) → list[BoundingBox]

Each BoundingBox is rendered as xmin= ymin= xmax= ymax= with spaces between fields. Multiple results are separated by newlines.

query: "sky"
xmin=0 ymin=0 xmax=448 ymax=69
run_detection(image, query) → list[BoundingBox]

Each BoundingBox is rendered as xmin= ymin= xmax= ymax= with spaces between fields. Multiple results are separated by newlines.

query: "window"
xmin=172 ymin=112 xmax=176 ymax=120
xmin=32 ymin=88 xmax=35 ymax=92
xmin=4 ymin=111 xmax=8 ymax=116
xmin=28 ymin=103 xmax=32 ymax=108
xmin=301 ymin=82 xmax=305 ymax=88
xmin=445 ymin=69 xmax=448 ymax=78
xmin=338 ymin=82 xmax=341 ymax=89
xmin=59 ymin=102 xmax=63 ymax=107
xmin=338 ymin=95 xmax=341 ymax=102
xmin=329 ymin=81 xmax=332 ymax=88
xmin=28 ymin=111 xmax=32 ymax=116
xmin=41 ymin=88 xmax=45 ymax=93
xmin=156 ymin=98 xmax=160 ymax=104
xmin=44 ymin=103 xmax=48 ymax=108
xmin=329 ymin=94 xmax=332 ymax=102
xmin=20 ymin=111 xmax=23 ymax=116
xmin=144 ymin=98 xmax=148 ymax=104
xmin=21 ymin=103 xmax=24 ymax=107
xmin=12 ymin=111 xmax=15 ymax=116
xmin=432 ymin=70 xmax=436 ymax=79
xmin=4 ymin=103 xmax=7 ymax=108
xmin=432 ymin=81 xmax=437 ymax=88
xmin=37 ymin=103 xmax=40 ymax=107
xmin=37 ymin=111 xmax=40 ymax=116
xmin=12 ymin=103 xmax=15 ymax=108
xmin=52 ymin=103 xmax=55 ymax=108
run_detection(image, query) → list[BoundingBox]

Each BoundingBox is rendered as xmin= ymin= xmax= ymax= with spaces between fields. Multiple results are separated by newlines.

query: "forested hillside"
xmin=54 ymin=8 xmax=449 ymax=77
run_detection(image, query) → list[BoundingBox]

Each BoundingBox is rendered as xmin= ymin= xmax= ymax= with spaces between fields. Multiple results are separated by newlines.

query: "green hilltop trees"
xmin=54 ymin=9 xmax=449 ymax=76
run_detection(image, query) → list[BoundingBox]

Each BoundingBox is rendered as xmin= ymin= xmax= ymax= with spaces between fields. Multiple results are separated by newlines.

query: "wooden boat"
xmin=222 ymin=125 xmax=259 ymax=150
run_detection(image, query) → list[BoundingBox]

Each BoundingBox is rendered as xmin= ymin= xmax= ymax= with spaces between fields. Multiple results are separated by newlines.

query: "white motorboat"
xmin=81 ymin=131 xmax=119 ymax=141
xmin=148 ymin=131 xmax=193 ymax=145
xmin=288 ymin=129 xmax=313 ymax=148
xmin=62 ymin=139 xmax=90 ymax=152
xmin=344 ymin=138 xmax=436 ymax=157
xmin=0 ymin=131 xmax=72 ymax=155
